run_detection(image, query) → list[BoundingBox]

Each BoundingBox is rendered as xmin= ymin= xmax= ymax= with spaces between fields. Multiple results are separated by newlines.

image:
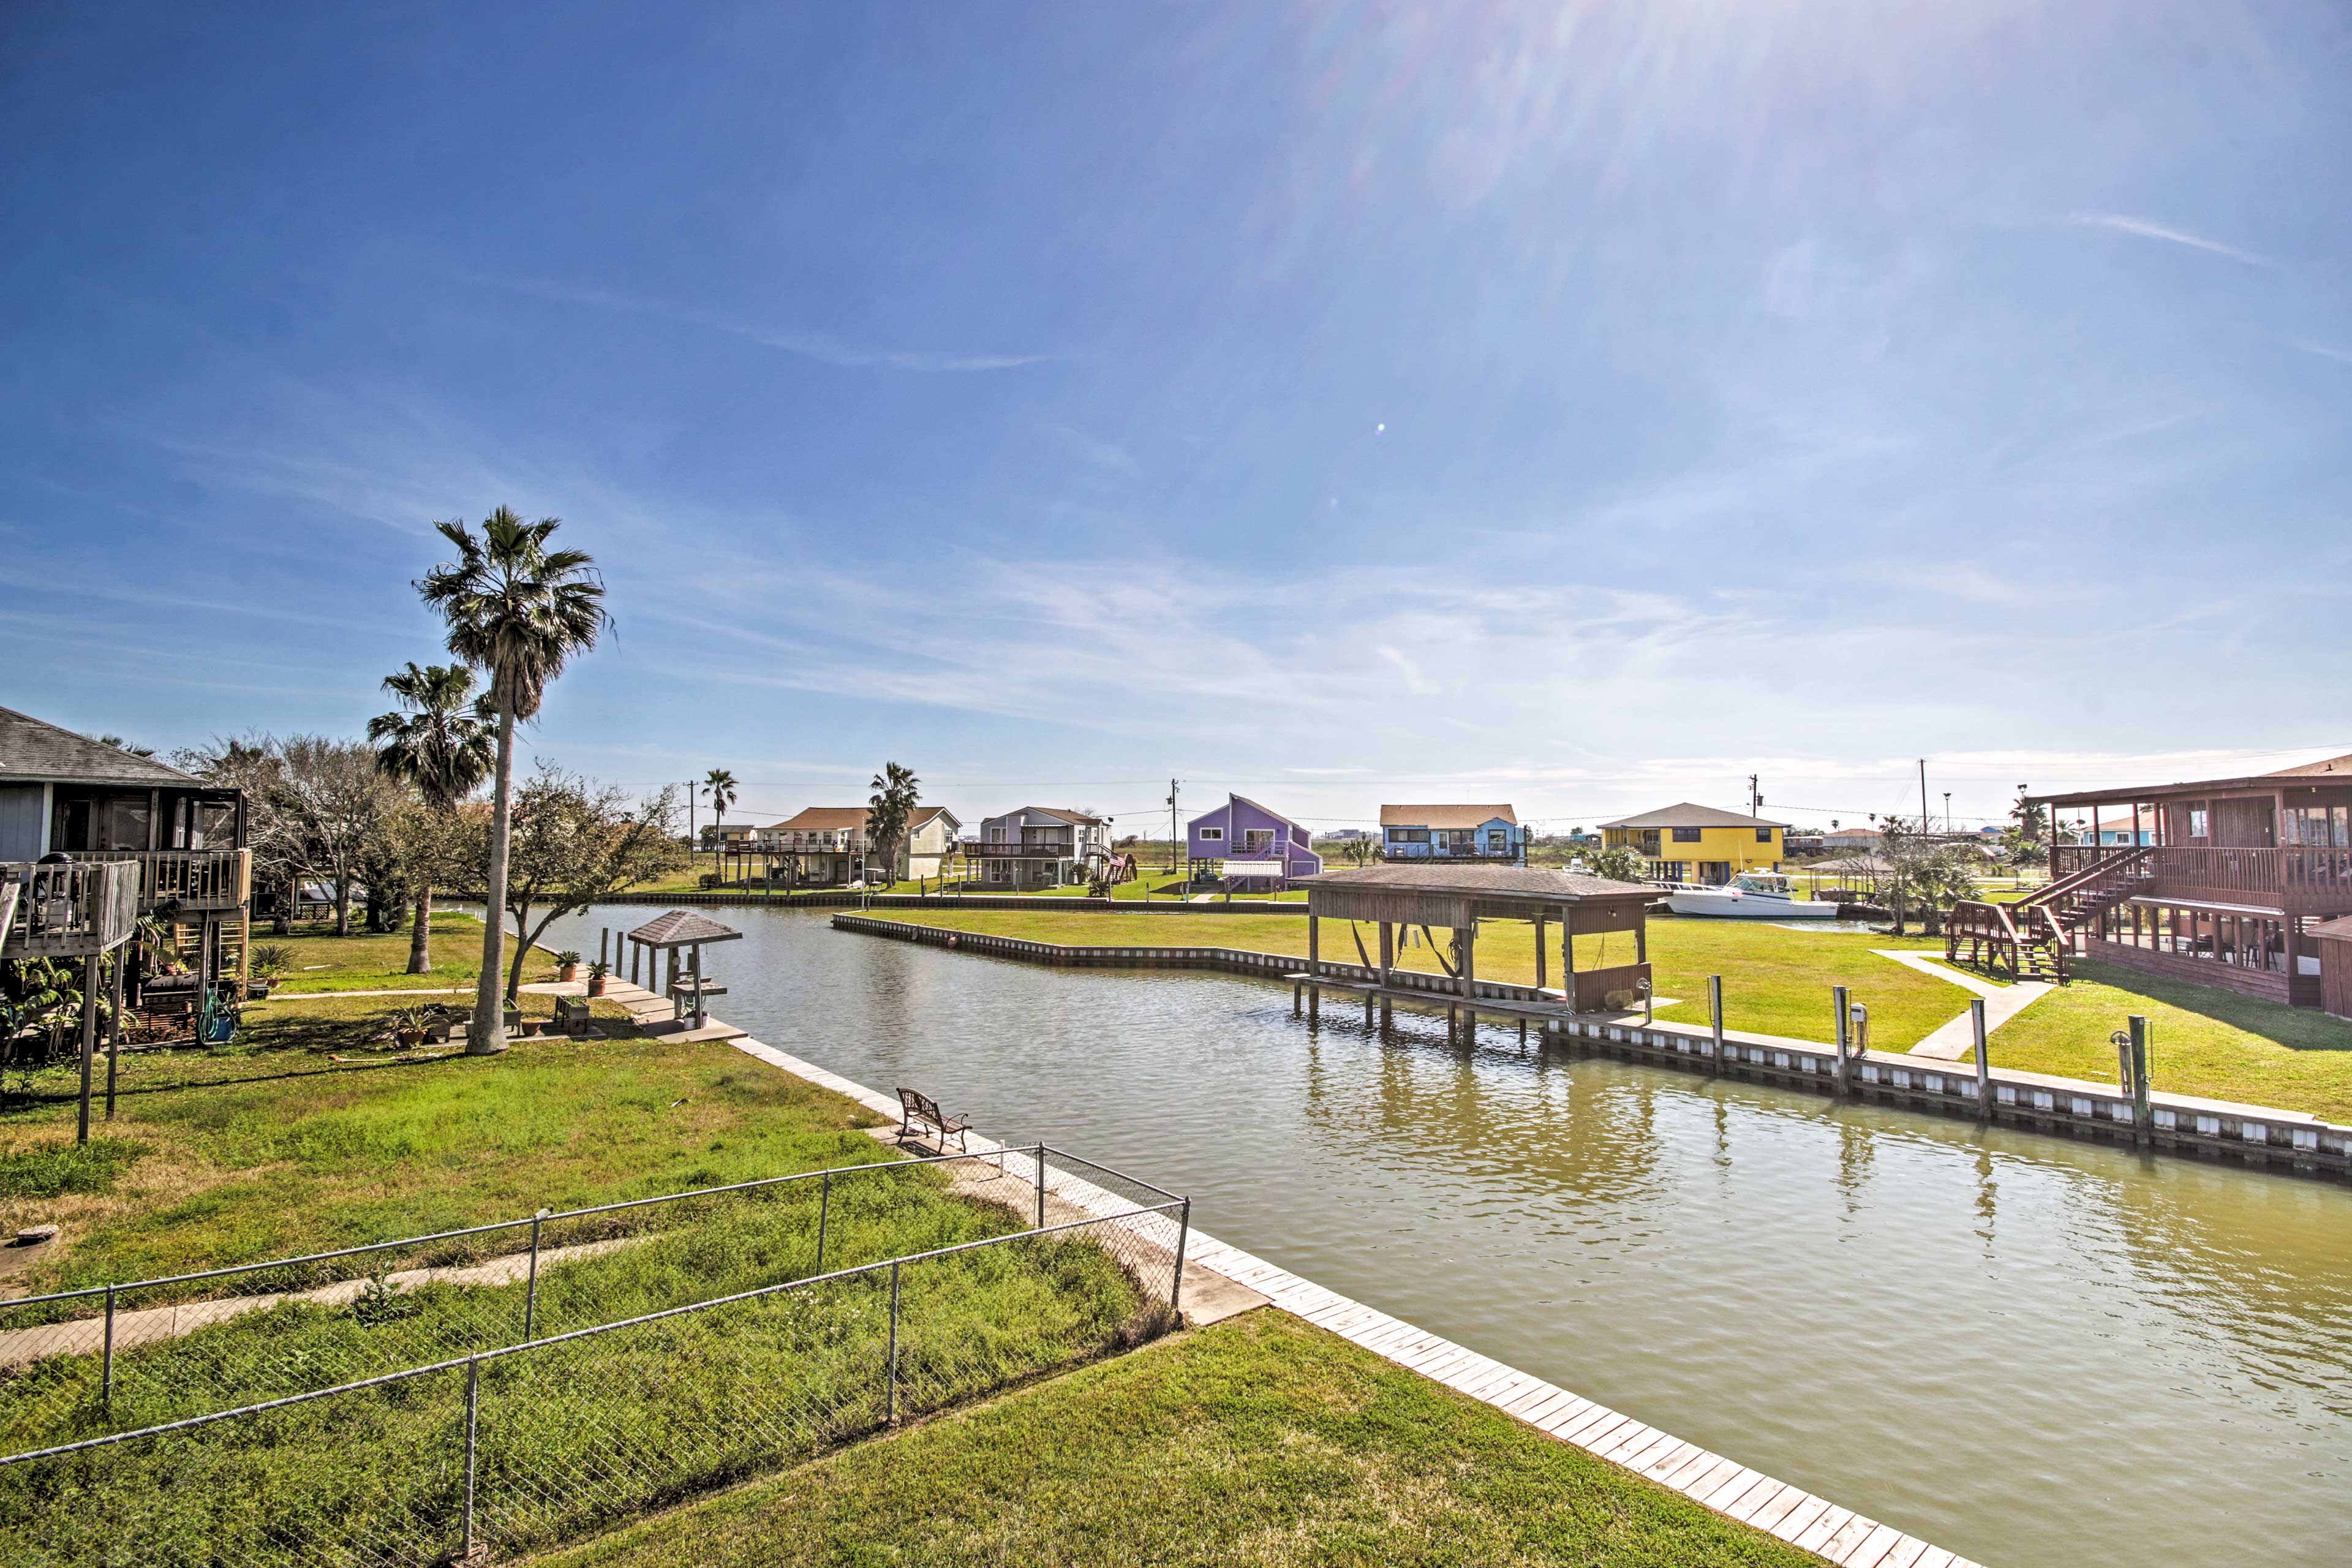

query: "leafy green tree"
xmin=417 ymin=509 xmax=610 ymax=1054
xmin=864 ymin=763 xmax=920 ymax=884
xmin=368 ymin=663 xmax=496 ymax=972
xmin=1581 ymin=843 xmax=1648 ymax=883
xmin=2003 ymin=789 xmax=2049 ymax=870
xmin=473 ymin=768 xmax=683 ymax=1004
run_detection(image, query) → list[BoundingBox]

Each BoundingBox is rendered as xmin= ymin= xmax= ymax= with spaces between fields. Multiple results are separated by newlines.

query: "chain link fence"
xmin=1 ymin=1145 xmax=1177 ymax=1459
xmin=2 ymin=1156 xmax=1188 ymax=1567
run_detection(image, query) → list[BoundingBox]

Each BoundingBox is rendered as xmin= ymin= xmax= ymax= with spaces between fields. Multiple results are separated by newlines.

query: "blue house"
xmin=1380 ymin=804 xmax=1524 ymax=862
xmin=1187 ymin=794 xmax=1321 ymax=888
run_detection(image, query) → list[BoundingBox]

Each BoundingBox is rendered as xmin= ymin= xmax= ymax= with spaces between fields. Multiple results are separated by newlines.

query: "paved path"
xmin=723 ymin=1033 xmax=1977 ymax=1568
xmin=1874 ymin=950 xmax=2054 ymax=1061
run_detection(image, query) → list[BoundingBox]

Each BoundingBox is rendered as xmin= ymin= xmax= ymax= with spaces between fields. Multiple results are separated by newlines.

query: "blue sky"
xmin=4 ymin=1 xmax=2347 ymax=835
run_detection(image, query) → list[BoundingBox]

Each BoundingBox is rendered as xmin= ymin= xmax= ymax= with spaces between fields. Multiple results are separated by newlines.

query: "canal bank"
xmin=501 ymin=902 xmax=2352 ymax=1568
xmin=831 ymin=914 xmax=2352 ymax=1183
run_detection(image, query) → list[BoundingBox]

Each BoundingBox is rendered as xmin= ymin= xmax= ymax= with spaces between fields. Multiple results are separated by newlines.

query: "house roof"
xmin=1305 ymin=861 xmax=1653 ymax=903
xmin=1033 ymin=807 xmax=1107 ymax=826
xmin=1599 ymin=802 xmax=1789 ymax=831
xmin=2035 ymin=753 xmax=2352 ymax=809
xmin=626 ymin=909 xmax=744 ymax=948
xmin=0 ymin=706 xmax=209 ymax=790
xmin=766 ymin=807 xmax=869 ymax=832
xmin=909 ymin=805 xmax=956 ymax=828
xmin=2309 ymin=916 xmax=2352 ymax=943
xmin=1379 ymin=804 xmax=1518 ymax=829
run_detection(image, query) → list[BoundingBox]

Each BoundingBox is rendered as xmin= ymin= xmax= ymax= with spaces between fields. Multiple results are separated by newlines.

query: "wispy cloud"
xmin=2285 ymin=336 xmax=2352 ymax=366
xmin=504 ymin=277 xmax=1045 ymax=372
xmin=2068 ymin=211 xmax=2270 ymax=267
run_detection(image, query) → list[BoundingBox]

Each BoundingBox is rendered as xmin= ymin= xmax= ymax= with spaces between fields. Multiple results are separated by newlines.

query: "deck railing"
xmin=2049 ymin=843 xmax=2352 ymax=915
xmin=963 ymin=841 xmax=1074 ymax=859
xmin=76 ymin=848 xmax=251 ymax=911
xmin=2 ymin=861 xmax=139 ymax=957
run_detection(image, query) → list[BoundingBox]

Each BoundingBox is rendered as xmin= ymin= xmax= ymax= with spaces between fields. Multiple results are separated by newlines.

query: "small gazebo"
xmin=1298 ymin=862 xmax=1659 ymax=1036
xmin=623 ymin=909 xmax=742 ymax=1029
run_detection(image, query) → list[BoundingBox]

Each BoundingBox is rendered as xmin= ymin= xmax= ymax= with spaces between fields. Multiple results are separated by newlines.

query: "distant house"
xmin=1187 ymin=794 xmax=1321 ymax=888
xmin=1600 ymin=803 xmax=1789 ymax=884
xmin=701 ymin=821 xmax=760 ymax=848
xmin=1819 ymin=827 xmax=1882 ymax=854
xmin=970 ymin=807 xmax=1112 ymax=889
xmin=904 ymin=806 xmax=962 ymax=880
xmin=1379 ymin=805 xmax=1523 ymax=863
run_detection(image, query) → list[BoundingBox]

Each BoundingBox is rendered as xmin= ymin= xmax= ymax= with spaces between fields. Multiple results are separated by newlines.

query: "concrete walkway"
xmin=1874 ymin=950 xmax=2054 ymax=1061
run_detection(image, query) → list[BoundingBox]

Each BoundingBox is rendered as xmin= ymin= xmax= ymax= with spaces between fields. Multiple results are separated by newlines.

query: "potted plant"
xmin=586 ymin=957 xmax=609 ymax=997
xmin=554 ymin=949 xmax=581 ymax=983
xmin=390 ymin=1004 xmax=431 ymax=1049
xmin=519 ymin=1016 xmax=543 ymax=1037
xmin=247 ymin=941 xmax=293 ymax=999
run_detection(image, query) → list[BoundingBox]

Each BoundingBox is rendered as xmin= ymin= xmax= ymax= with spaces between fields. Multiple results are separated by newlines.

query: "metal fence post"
xmin=523 ymin=1210 xmax=546 ymax=1342
xmin=1832 ymin=985 xmax=1850 ymax=1098
xmin=462 ymin=1355 xmax=481 ymax=1559
xmin=1033 ymin=1145 xmax=1047 ymax=1231
xmin=1170 ymin=1197 xmax=1191 ymax=1317
xmin=102 ymin=1284 xmax=116 ymax=1409
xmin=816 ymin=1170 xmax=831 ymax=1273
xmin=1971 ymin=998 xmax=1991 ymax=1121
xmin=885 ymin=1260 xmax=902 ymax=1426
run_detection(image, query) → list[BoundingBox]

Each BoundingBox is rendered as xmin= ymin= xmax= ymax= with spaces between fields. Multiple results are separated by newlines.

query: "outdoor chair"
xmin=895 ymin=1087 xmax=973 ymax=1153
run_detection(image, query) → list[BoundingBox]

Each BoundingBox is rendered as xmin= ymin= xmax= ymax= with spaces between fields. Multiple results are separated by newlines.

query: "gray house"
xmin=970 ymin=807 xmax=1112 ymax=889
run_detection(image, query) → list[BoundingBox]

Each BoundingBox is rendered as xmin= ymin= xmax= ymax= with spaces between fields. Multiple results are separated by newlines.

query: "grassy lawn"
xmin=262 ymin=910 xmax=558 ymax=993
xmin=1981 ymin=959 xmax=2352 ymax=1120
xmin=0 ymin=995 xmax=892 ymax=1294
xmin=870 ymin=910 xmax=1961 ymax=1048
xmin=539 ymin=1310 xmax=1826 ymax=1568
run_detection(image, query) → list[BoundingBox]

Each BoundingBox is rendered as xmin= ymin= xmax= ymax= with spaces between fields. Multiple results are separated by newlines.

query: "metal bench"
xmin=896 ymin=1087 xmax=973 ymax=1153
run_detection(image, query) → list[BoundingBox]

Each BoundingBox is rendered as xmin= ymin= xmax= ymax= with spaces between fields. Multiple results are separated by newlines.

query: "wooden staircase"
xmin=1946 ymin=848 xmax=2154 ymax=984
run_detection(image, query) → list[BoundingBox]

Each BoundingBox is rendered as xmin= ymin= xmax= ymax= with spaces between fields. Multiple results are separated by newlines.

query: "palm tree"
xmin=417 ymin=509 xmax=609 ymax=1054
xmin=703 ymin=767 xmax=737 ymax=866
xmin=864 ymin=762 xmax=919 ymax=886
xmin=367 ymin=663 xmax=496 ymax=973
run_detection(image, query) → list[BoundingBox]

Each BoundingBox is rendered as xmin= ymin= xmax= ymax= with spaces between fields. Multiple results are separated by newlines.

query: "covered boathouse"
xmin=1295 ymin=862 xmax=1660 ymax=1036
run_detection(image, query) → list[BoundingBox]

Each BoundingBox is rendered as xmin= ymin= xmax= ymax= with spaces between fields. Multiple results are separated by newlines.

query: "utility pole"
xmin=1943 ymin=791 xmax=1952 ymax=834
xmin=1918 ymin=759 xmax=1929 ymax=834
xmin=1166 ymin=779 xmax=1181 ymax=876
xmin=1748 ymin=774 xmax=1760 ymax=820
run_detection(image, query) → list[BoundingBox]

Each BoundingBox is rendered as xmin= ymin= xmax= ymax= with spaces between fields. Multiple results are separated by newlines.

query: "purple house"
xmin=1187 ymin=793 xmax=1322 ymax=888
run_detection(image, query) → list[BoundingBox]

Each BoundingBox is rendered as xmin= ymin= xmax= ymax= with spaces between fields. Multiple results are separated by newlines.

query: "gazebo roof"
xmin=626 ymin=910 xmax=744 ymax=949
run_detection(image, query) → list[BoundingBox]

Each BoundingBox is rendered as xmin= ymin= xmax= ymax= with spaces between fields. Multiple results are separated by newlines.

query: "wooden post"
xmin=690 ymin=943 xmax=704 ymax=1028
xmin=1831 ymin=984 xmax=1850 ymax=1098
xmin=2128 ymin=1014 xmax=2152 ymax=1145
xmin=1378 ymin=921 xmax=1393 ymax=1028
xmin=1707 ymin=974 xmax=1724 ymax=1075
xmin=105 ymin=950 xmax=124 ymax=1121
xmin=77 ymin=965 xmax=97 ymax=1145
xmin=1534 ymin=914 xmax=1547 ymax=992
xmin=1306 ymin=914 xmax=1319 ymax=1022
xmin=1562 ymin=913 xmax=1577 ymax=1014
xmin=1970 ymin=997 xmax=1989 ymax=1121
xmin=1458 ymin=920 xmax=1476 ymax=1039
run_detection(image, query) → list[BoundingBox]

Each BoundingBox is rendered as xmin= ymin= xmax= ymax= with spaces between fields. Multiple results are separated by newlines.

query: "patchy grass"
xmin=869 ymin=910 xmax=1962 ymax=1048
xmin=1981 ymin=959 xmax=2352 ymax=1120
xmin=262 ymin=910 xmax=557 ymax=994
xmin=0 ymin=995 xmax=888 ymax=1293
xmin=538 ymin=1311 xmax=1827 ymax=1568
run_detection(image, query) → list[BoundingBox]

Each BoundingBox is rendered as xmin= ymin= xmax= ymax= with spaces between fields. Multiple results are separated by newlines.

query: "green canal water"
xmin=530 ymin=903 xmax=2352 ymax=1567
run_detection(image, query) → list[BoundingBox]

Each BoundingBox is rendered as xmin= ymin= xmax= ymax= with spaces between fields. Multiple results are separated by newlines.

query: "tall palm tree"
xmin=864 ymin=762 xmax=920 ymax=886
xmin=703 ymin=767 xmax=737 ymax=862
xmin=417 ymin=509 xmax=609 ymax=1054
xmin=367 ymin=663 xmax=496 ymax=974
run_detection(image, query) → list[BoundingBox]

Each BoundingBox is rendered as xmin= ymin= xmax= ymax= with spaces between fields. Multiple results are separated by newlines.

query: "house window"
xmin=2188 ymin=809 xmax=2209 ymax=840
xmin=1672 ymin=827 xmax=1703 ymax=843
xmin=1756 ymin=827 xmax=1773 ymax=843
xmin=1393 ymin=829 xmax=1430 ymax=844
xmin=1243 ymin=829 xmax=1274 ymax=851
xmin=1486 ymin=831 xmax=1507 ymax=851
xmin=1199 ymin=827 xmax=1224 ymax=842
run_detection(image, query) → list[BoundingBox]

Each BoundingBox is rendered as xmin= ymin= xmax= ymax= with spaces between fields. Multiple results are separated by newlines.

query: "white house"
xmin=970 ymin=807 xmax=1112 ymax=888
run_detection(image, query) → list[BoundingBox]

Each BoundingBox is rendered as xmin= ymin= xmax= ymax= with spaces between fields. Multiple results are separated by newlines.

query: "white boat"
xmin=1664 ymin=873 xmax=1838 ymax=920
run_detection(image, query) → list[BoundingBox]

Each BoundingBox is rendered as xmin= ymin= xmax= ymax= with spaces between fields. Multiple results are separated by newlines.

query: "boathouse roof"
xmin=1302 ymin=862 xmax=1656 ymax=929
xmin=626 ymin=910 xmax=744 ymax=949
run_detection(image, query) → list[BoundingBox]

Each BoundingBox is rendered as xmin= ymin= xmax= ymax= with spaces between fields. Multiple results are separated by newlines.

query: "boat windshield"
xmin=1732 ymin=874 xmax=1792 ymax=894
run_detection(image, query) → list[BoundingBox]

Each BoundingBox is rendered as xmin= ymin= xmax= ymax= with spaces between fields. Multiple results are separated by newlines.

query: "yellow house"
xmin=1600 ymin=803 xmax=1787 ymax=884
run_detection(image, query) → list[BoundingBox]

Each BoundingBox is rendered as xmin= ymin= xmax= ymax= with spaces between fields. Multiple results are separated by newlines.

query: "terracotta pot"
xmin=558 ymin=963 xmax=579 ymax=982
xmin=519 ymin=1019 xmax=543 ymax=1037
xmin=395 ymin=1028 xmax=424 ymax=1048
xmin=587 ymin=976 xmax=607 ymax=997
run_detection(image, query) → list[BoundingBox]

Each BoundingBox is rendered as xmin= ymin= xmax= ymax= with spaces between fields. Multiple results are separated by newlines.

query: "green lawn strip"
xmin=1981 ymin=959 xmax=2352 ymax=1121
xmin=537 ymin=1311 xmax=1827 ymax=1568
xmin=4 ymin=1231 xmax=1156 ymax=1567
xmin=872 ymin=910 xmax=1961 ymax=1047
xmin=0 ymin=997 xmax=891 ymax=1297
xmin=262 ymin=910 xmax=558 ymax=993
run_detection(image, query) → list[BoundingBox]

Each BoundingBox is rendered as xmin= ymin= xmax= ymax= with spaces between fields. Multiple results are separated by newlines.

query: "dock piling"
xmin=1832 ymin=986 xmax=1850 ymax=1098
xmin=1971 ymin=998 xmax=1990 ymax=1120
xmin=1707 ymin=975 xmax=1724 ymax=1076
